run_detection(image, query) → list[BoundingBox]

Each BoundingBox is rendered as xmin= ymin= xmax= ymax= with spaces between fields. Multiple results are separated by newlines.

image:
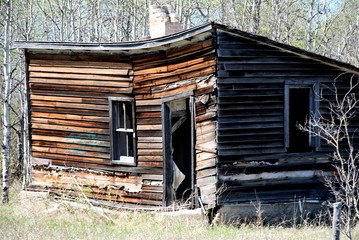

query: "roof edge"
xmin=212 ymin=23 xmax=359 ymax=74
xmin=13 ymin=23 xmax=214 ymax=51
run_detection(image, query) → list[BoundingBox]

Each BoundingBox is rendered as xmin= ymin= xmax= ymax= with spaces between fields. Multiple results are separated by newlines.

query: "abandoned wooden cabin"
xmin=15 ymin=13 xmax=359 ymax=219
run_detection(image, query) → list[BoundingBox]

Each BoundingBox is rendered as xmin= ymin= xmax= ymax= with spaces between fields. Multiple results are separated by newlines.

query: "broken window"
xmin=285 ymin=84 xmax=319 ymax=153
xmin=109 ymin=97 xmax=136 ymax=166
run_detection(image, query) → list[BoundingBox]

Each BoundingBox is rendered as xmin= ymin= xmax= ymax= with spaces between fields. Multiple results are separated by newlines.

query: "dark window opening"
xmin=288 ymin=88 xmax=312 ymax=153
xmin=109 ymin=98 xmax=136 ymax=166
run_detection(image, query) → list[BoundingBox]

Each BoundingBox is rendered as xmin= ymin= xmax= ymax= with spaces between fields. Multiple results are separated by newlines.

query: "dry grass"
xmin=0 ymin=181 xmax=358 ymax=240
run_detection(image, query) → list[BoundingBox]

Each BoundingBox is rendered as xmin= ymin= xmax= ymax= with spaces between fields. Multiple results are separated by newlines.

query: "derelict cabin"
xmin=15 ymin=5 xmax=359 ymax=221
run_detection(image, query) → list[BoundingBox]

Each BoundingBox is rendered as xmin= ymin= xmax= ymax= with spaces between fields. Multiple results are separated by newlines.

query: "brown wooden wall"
xmin=132 ymin=36 xmax=217 ymax=207
xmin=27 ymin=34 xmax=218 ymax=208
xmin=27 ymin=52 xmax=164 ymax=208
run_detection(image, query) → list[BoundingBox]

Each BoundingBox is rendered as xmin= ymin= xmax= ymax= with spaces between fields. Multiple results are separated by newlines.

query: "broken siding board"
xmin=135 ymin=83 xmax=197 ymax=99
xmin=134 ymin=55 xmax=215 ymax=75
xmin=47 ymin=160 xmax=163 ymax=174
xmin=134 ymin=64 xmax=216 ymax=84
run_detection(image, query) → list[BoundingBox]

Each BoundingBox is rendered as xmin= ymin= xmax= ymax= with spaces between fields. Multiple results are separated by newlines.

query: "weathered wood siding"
xmin=215 ymin=29 xmax=344 ymax=205
xmin=27 ymin=35 xmax=218 ymax=208
xmin=27 ymin=52 xmax=164 ymax=208
xmin=132 ymin=36 xmax=217 ymax=207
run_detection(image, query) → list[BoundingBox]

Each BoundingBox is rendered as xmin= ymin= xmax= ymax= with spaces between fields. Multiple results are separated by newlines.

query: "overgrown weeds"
xmin=0 ymin=181 xmax=359 ymax=240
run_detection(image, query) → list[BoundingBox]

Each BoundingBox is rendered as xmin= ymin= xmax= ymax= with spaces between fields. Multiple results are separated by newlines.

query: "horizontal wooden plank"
xmin=197 ymin=132 xmax=216 ymax=145
xmin=32 ymin=151 xmax=109 ymax=163
xmin=137 ymin=137 xmax=162 ymax=143
xmin=135 ymin=99 xmax=162 ymax=106
xmin=30 ymin=89 xmax=130 ymax=99
xmin=30 ymin=95 xmax=108 ymax=105
xmin=31 ymin=100 xmax=109 ymax=111
xmin=137 ymin=155 xmax=163 ymax=161
xmin=30 ymin=83 xmax=133 ymax=94
xmin=32 ymin=123 xmax=110 ymax=134
xmin=30 ymin=77 xmax=131 ymax=88
xmin=137 ymin=161 xmax=163 ymax=167
xmin=32 ymin=140 xmax=109 ymax=153
xmin=32 ymin=135 xmax=110 ymax=147
xmin=31 ymin=106 xmax=109 ymax=117
xmin=29 ymin=65 xmax=129 ymax=75
xmin=136 ymin=124 xmax=162 ymax=131
xmin=196 ymin=152 xmax=216 ymax=161
xmin=196 ymin=158 xmax=216 ymax=170
xmin=28 ymin=52 xmax=129 ymax=62
xmin=137 ymin=142 xmax=162 ymax=149
xmin=31 ymin=117 xmax=109 ymax=129
xmin=30 ymin=59 xmax=132 ymax=69
xmin=138 ymin=149 xmax=162 ymax=156
xmin=31 ymin=112 xmax=109 ymax=123
xmin=32 ymin=145 xmax=110 ymax=159
xmin=30 ymin=71 xmax=133 ymax=81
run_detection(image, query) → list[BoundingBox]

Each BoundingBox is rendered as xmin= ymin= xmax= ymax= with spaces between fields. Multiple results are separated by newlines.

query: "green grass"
xmin=0 ymin=182 xmax=358 ymax=240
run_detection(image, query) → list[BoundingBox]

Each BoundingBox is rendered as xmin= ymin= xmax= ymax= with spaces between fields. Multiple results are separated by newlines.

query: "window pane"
xmin=110 ymin=99 xmax=135 ymax=164
xmin=124 ymin=102 xmax=133 ymax=129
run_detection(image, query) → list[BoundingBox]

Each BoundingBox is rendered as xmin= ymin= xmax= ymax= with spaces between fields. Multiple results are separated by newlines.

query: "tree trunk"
xmin=2 ymin=0 xmax=12 ymax=204
xmin=332 ymin=202 xmax=342 ymax=240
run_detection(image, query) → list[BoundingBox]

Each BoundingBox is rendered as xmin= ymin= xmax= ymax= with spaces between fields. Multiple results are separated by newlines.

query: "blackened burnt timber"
xmin=15 ymin=22 xmax=359 ymax=214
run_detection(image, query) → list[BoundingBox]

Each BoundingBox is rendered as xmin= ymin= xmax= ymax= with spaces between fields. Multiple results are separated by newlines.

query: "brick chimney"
xmin=149 ymin=5 xmax=183 ymax=38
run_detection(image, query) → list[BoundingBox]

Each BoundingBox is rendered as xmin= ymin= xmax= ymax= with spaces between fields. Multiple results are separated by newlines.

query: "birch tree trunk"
xmin=2 ymin=0 xmax=12 ymax=204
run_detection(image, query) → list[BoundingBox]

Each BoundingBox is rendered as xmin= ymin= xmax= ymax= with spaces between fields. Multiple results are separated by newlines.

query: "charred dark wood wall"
xmin=215 ymin=29 xmax=345 ymax=205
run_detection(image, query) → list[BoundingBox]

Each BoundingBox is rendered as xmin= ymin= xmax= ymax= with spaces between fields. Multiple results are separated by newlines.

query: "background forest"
xmin=0 ymin=0 xmax=358 ymax=198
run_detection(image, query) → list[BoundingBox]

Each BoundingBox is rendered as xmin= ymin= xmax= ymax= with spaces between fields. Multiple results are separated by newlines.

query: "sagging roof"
xmin=14 ymin=22 xmax=359 ymax=74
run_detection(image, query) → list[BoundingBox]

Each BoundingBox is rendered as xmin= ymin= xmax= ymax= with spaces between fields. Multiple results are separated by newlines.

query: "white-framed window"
xmin=284 ymin=83 xmax=319 ymax=153
xmin=109 ymin=97 xmax=136 ymax=166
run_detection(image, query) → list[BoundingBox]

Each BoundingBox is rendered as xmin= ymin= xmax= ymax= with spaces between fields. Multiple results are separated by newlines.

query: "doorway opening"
xmin=162 ymin=96 xmax=195 ymax=206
